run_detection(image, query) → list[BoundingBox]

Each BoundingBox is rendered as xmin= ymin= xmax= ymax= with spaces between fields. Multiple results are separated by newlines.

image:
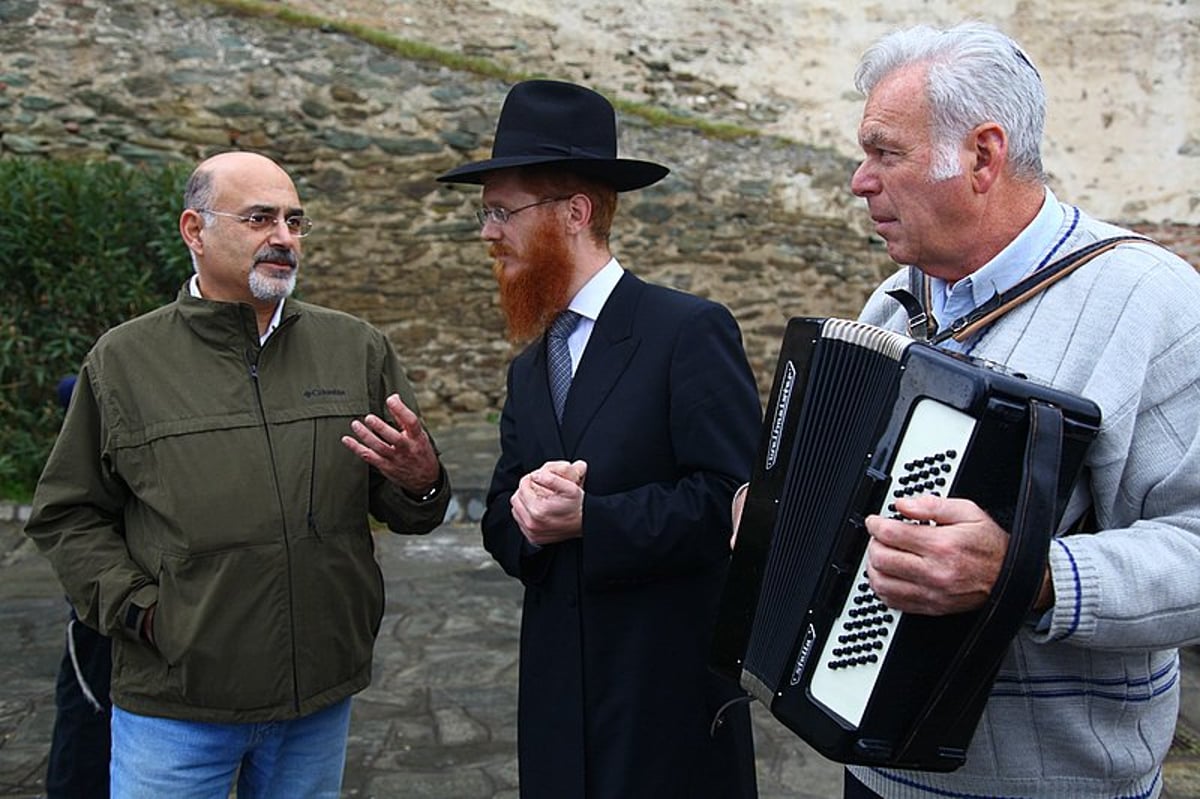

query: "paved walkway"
xmin=1 ymin=421 xmax=1197 ymax=797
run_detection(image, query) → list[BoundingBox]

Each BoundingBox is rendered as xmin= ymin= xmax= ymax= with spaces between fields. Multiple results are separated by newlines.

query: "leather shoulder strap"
xmin=930 ymin=236 xmax=1152 ymax=345
xmin=884 ymin=266 xmax=937 ymax=341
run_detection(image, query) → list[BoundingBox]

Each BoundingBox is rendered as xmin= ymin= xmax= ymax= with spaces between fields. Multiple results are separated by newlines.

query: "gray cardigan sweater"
xmin=850 ymin=204 xmax=1200 ymax=799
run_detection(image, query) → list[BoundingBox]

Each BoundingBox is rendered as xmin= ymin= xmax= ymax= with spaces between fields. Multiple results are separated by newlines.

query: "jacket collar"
xmin=175 ymin=283 xmax=302 ymax=350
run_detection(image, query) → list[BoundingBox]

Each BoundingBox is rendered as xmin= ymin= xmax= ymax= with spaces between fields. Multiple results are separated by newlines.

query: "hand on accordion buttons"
xmin=864 ymin=494 xmax=1010 ymax=616
xmin=511 ymin=460 xmax=587 ymax=546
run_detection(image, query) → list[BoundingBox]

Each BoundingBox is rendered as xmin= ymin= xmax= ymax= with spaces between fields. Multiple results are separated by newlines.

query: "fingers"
xmin=346 ymin=395 xmax=429 ymax=455
xmin=385 ymin=394 xmax=421 ymax=434
xmin=865 ymin=534 xmax=926 ymax=589
xmin=889 ymin=494 xmax=984 ymax=525
xmin=865 ymin=532 xmax=959 ymax=615
xmin=530 ymin=467 xmax=583 ymax=495
xmin=865 ymin=496 xmax=983 ymax=550
xmin=340 ymin=433 xmax=373 ymax=463
xmin=518 ymin=469 xmax=583 ymax=507
xmin=539 ymin=459 xmax=587 ymax=486
xmin=341 ymin=394 xmax=439 ymax=492
xmin=864 ymin=496 xmax=1010 ymax=615
xmin=511 ymin=484 xmax=544 ymax=539
xmin=345 ymin=418 xmax=390 ymax=455
xmin=511 ymin=462 xmax=586 ymax=545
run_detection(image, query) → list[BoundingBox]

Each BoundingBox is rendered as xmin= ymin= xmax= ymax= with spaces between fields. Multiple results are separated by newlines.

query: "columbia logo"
xmin=303 ymin=388 xmax=347 ymax=399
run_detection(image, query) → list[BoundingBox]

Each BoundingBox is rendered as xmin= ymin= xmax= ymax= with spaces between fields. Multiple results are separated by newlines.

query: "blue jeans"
xmin=110 ymin=698 xmax=352 ymax=799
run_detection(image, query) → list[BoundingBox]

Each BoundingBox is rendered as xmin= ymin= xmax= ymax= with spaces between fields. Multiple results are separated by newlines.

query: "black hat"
xmin=437 ymin=80 xmax=669 ymax=192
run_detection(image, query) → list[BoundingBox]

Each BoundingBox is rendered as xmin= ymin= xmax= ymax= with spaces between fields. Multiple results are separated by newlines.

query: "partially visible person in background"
xmin=44 ymin=374 xmax=113 ymax=799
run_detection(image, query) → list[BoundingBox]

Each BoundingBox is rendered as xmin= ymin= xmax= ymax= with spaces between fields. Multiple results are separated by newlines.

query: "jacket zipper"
xmin=307 ymin=421 xmax=322 ymax=540
xmin=246 ymin=344 xmax=303 ymax=714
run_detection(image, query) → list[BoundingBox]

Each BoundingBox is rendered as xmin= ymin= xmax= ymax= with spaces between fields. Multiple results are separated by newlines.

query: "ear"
xmin=179 ymin=209 xmax=206 ymax=255
xmin=563 ymin=193 xmax=592 ymax=235
xmin=968 ymin=122 xmax=1007 ymax=194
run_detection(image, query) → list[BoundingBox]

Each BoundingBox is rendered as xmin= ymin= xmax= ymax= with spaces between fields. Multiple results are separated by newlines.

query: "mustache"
xmin=254 ymin=247 xmax=297 ymax=268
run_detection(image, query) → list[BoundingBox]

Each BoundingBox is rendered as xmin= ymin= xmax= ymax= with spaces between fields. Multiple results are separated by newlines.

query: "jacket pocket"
xmin=288 ymin=532 xmax=383 ymax=698
xmin=285 ymin=412 xmax=370 ymax=541
xmin=157 ymin=544 xmax=294 ymax=711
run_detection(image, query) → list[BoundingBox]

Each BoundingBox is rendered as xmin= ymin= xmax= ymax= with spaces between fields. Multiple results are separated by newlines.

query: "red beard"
xmin=491 ymin=216 xmax=575 ymax=344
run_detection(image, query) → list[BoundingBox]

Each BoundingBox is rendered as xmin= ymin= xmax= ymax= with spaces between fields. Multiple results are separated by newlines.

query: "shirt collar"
xmin=188 ymin=273 xmax=285 ymax=345
xmin=567 ymin=257 xmax=623 ymax=321
xmin=930 ymin=188 xmax=1064 ymax=321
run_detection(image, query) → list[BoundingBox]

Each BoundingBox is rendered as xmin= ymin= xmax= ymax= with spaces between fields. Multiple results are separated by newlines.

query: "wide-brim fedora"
xmin=437 ymin=79 xmax=669 ymax=192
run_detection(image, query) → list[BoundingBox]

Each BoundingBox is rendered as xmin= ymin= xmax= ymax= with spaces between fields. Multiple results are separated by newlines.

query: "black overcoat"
xmin=482 ymin=271 xmax=763 ymax=798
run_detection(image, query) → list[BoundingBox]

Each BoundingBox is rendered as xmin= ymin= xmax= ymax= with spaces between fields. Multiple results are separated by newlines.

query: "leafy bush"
xmin=0 ymin=158 xmax=192 ymax=500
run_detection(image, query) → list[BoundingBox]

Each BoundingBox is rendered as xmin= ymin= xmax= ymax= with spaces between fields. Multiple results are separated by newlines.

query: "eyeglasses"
xmin=475 ymin=196 xmax=572 ymax=228
xmin=201 ymin=209 xmax=314 ymax=238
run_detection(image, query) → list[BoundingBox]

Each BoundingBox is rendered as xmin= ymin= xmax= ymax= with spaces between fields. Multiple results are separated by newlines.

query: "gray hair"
xmin=183 ymin=165 xmax=217 ymax=212
xmin=182 ymin=165 xmax=217 ymax=273
xmin=854 ymin=22 xmax=1046 ymax=183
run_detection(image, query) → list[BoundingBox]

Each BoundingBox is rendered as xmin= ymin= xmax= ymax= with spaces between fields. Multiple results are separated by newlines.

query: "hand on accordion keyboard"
xmin=864 ymin=493 xmax=1047 ymax=616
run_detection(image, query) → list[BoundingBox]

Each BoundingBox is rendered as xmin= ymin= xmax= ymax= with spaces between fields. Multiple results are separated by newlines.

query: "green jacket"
xmin=26 ymin=288 xmax=450 ymax=722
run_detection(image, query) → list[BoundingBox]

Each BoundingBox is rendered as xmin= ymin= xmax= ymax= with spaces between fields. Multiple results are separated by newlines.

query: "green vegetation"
xmin=0 ymin=159 xmax=192 ymax=500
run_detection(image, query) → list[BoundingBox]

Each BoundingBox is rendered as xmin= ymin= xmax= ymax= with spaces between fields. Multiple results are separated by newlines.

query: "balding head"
xmin=183 ymin=152 xmax=297 ymax=212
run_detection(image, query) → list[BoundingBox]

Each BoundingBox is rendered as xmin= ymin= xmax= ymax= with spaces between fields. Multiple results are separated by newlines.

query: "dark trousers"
xmin=844 ymin=769 xmax=885 ymax=798
xmin=45 ymin=608 xmax=112 ymax=799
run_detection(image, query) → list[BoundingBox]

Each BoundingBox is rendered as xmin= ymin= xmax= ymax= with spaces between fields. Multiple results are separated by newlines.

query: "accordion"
xmin=711 ymin=317 xmax=1101 ymax=771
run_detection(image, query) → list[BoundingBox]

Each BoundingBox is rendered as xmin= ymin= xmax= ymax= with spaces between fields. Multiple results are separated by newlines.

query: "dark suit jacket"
xmin=482 ymin=271 xmax=763 ymax=798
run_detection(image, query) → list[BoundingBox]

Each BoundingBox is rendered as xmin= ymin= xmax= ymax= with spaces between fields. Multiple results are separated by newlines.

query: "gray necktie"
xmin=547 ymin=310 xmax=581 ymax=422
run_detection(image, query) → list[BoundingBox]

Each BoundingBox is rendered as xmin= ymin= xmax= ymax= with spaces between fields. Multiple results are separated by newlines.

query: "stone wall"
xmin=287 ymin=0 xmax=1200 ymax=227
xmin=1 ymin=0 xmax=1195 ymax=425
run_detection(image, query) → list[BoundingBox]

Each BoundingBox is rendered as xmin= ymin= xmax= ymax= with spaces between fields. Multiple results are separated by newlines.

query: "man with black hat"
xmin=438 ymin=80 xmax=762 ymax=798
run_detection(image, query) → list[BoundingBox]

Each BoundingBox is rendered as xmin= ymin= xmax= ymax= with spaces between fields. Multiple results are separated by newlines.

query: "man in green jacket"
xmin=25 ymin=151 xmax=450 ymax=798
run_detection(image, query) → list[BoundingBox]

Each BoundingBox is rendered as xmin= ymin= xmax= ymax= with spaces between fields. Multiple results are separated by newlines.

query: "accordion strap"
xmin=897 ymin=398 xmax=1064 ymax=760
xmin=888 ymin=236 xmax=1149 ymax=344
xmin=886 ymin=262 xmax=937 ymax=340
